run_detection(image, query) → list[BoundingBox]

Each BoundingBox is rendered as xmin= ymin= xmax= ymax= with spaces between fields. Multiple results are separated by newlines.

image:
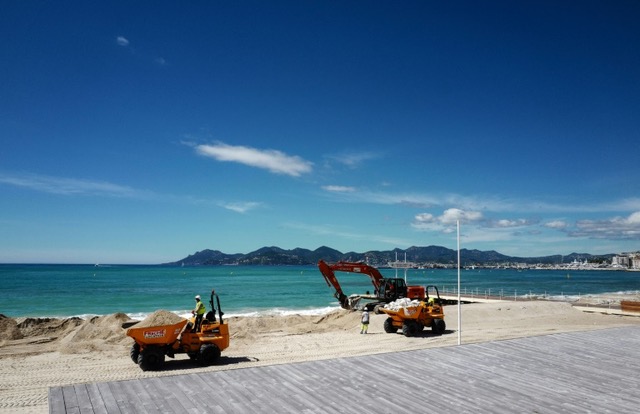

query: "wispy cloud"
xmin=220 ymin=201 xmax=263 ymax=214
xmin=194 ymin=142 xmax=313 ymax=177
xmin=568 ymin=212 xmax=640 ymax=240
xmin=544 ymin=220 xmax=569 ymax=229
xmin=326 ymin=151 xmax=380 ymax=169
xmin=284 ymin=222 xmax=413 ymax=247
xmin=322 ymin=185 xmax=356 ymax=193
xmin=487 ymin=218 xmax=537 ymax=228
xmin=0 ymin=172 xmax=143 ymax=198
xmin=116 ymin=36 xmax=130 ymax=47
xmin=412 ymin=208 xmax=484 ymax=233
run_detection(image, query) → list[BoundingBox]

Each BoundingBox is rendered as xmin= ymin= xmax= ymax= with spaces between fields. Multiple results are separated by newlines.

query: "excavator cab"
xmin=378 ymin=278 xmax=408 ymax=301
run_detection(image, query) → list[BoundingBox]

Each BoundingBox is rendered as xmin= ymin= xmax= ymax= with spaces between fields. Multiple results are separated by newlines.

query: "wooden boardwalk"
xmin=50 ymin=326 xmax=640 ymax=413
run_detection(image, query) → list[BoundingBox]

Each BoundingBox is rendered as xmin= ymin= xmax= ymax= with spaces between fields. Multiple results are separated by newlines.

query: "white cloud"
xmin=220 ymin=201 xmax=262 ymax=214
xmin=628 ymin=211 xmax=640 ymax=224
xmin=544 ymin=220 xmax=568 ymax=229
xmin=414 ymin=213 xmax=434 ymax=223
xmin=284 ymin=222 xmax=413 ymax=247
xmin=570 ymin=211 xmax=640 ymax=240
xmin=488 ymin=218 xmax=533 ymax=228
xmin=195 ymin=142 xmax=313 ymax=177
xmin=322 ymin=185 xmax=356 ymax=193
xmin=327 ymin=151 xmax=380 ymax=168
xmin=116 ymin=36 xmax=130 ymax=47
xmin=440 ymin=208 xmax=483 ymax=225
xmin=0 ymin=173 xmax=140 ymax=198
xmin=411 ymin=209 xmax=482 ymax=231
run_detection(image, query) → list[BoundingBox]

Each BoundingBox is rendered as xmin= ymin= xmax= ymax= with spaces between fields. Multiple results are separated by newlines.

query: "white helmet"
xmin=195 ymin=295 xmax=201 ymax=300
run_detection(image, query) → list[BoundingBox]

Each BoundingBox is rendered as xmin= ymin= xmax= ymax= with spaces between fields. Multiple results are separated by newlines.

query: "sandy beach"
xmin=2 ymin=297 xmax=640 ymax=413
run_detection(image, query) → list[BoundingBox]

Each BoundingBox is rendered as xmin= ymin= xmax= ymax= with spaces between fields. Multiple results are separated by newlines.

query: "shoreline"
xmin=2 ymin=298 xmax=640 ymax=413
xmin=3 ymin=290 xmax=640 ymax=321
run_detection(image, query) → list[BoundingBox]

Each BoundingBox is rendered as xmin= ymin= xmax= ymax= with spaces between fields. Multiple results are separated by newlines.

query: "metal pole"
xmin=457 ymin=220 xmax=461 ymax=346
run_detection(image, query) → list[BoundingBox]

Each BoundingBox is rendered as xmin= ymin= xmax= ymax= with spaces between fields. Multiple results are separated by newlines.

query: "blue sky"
xmin=1 ymin=1 xmax=639 ymax=264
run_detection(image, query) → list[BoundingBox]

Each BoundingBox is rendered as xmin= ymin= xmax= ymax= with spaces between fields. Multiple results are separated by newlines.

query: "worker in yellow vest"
xmin=192 ymin=294 xmax=206 ymax=332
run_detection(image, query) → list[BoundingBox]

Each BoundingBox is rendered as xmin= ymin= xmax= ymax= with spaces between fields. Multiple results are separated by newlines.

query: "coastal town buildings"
xmin=612 ymin=252 xmax=640 ymax=270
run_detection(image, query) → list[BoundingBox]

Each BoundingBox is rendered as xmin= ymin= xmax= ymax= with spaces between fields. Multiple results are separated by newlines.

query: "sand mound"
xmin=134 ymin=310 xmax=185 ymax=328
xmin=57 ymin=313 xmax=132 ymax=354
xmin=17 ymin=317 xmax=84 ymax=339
xmin=0 ymin=315 xmax=22 ymax=341
xmin=229 ymin=310 xmax=360 ymax=340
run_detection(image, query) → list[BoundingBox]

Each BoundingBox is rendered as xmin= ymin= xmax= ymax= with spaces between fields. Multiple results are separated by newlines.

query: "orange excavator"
xmin=318 ymin=260 xmax=426 ymax=312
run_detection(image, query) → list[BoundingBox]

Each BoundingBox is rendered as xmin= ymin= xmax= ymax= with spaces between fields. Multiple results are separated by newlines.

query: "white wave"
xmin=122 ymin=306 xmax=342 ymax=321
xmin=225 ymin=306 xmax=341 ymax=318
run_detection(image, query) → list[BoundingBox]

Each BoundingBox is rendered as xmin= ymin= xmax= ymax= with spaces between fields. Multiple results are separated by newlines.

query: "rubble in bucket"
xmin=383 ymin=298 xmax=421 ymax=311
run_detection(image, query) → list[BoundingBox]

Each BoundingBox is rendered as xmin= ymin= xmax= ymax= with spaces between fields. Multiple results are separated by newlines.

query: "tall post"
xmin=457 ymin=220 xmax=461 ymax=345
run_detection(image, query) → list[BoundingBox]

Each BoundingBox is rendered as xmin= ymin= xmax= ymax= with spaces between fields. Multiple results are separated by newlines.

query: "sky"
xmin=1 ymin=1 xmax=640 ymax=264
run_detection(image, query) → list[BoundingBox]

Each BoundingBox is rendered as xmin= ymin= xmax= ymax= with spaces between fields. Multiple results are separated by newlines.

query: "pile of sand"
xmin=57 ymin=313 xmax=131 ymax=354
xmin=0 ymin=311 xmax=186 ymax=352
xmin=0 ymin=315 xmax=22 ymax=342
xmin=134 ymin=310 xmax=185 ymax=328
xmin=16 ymin=317 xmax=83 ymax=339
xmin=229 ymin=311 xmax=360 ymax=340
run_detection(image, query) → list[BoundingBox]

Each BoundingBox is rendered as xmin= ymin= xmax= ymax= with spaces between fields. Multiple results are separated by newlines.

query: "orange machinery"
xmin=318 ymin=259 xmax=425 ymax=312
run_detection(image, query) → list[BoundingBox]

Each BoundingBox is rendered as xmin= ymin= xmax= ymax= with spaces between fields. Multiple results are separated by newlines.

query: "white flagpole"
xmin=457 ymin=220 xmax=461 ymax=345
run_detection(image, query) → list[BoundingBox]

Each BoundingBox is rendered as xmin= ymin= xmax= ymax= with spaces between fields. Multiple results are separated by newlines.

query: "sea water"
xmin=1 ymin=264 xmax=639 ymax=319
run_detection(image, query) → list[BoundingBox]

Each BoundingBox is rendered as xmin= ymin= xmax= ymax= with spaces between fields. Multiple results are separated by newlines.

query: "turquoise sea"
xmin=1 ymin=264 xmax=639 ymax=319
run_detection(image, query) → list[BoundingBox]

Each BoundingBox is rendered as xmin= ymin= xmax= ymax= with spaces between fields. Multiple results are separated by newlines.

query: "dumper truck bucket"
xmin=126 ymin=319 xmax=188 ymax=346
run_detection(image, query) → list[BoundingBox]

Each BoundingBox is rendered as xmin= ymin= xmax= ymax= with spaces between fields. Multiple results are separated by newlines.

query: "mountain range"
xmin=164 ymin=245 xmax=614 ymax=267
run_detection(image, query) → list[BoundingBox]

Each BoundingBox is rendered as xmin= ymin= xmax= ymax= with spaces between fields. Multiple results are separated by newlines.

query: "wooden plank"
xmin=125 ymin=379 xmax=160 ymax=414
xmin=61 ymin=386 xmax=79 ymax=412
xmin=164 ymin=373 xmax=222 ymax=413
xmin=210 ymin=365 xmax=302 ymax=414
xmin=145 ymin=377 xmax=191 ymax=414
xmin=48 ymin=387 xmax=66 ymax=414
xmin=195 ymin=370 xmax=262 ymax=413
xmin=95 ymin=382 xmax=121 ymax=414
xmin=72 ymin=384 xmax=95 ymax=414
xmin=107 ymin=381 xmax=139 ymax=414
xmin=84 ymin=383 xmax=108 ymax=414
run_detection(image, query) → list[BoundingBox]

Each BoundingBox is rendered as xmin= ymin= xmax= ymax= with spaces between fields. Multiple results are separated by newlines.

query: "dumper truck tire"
xmin=383 ymin=318 xmax=398 ymax=333
xmin=402 ymin=321 xmax=418 ymax=337
xmin=198 ymin=344 xmax=221 ymax=366
xmin=138 ymin=346 xmax=165 ymax=371
xmin=130 ymin=343 xmax=140 ymax=364
xmin=432 ymin=318 xmax=446 ymax=335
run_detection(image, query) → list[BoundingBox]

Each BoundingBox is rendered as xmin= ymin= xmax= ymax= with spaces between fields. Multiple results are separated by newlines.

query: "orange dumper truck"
xmin=380 ymin=285 xmax=446 ymax=337
xmin=126 ymin=289 xmax=229 ymax=371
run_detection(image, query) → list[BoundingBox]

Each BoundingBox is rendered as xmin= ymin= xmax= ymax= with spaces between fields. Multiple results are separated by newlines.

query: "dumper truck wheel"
xmin=138 ymin=346 xmax=165 ymax=371
xmin=198 ymin=344 xmax=221 ymax=366
xmin=383 ymin=318 xmax=398 ymax=333
xmin=402 ymin=321 xmax=418 ymax=337
xmin=130 ymin=343 xmax=140 ymax=364
xmin=431 ymin=318 xmax=446 ymax=335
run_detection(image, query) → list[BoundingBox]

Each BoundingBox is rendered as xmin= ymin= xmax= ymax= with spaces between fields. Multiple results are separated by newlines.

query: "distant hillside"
xmin=164 ymin=246 xmax=614 ymax=267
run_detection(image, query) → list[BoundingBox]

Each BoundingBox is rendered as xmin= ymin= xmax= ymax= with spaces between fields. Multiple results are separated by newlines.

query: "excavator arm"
xmin=318 ymin=260 xmax=387 ymax=309
xmin=318 ymin=259 xmax=350 ymax=308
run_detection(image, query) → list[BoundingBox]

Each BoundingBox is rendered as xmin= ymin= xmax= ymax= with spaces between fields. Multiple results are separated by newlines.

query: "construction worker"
xmin=360 ymin=308 xmax=370 ymax=334
xmin=192 ymin=294 xmax=206 ymax=332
